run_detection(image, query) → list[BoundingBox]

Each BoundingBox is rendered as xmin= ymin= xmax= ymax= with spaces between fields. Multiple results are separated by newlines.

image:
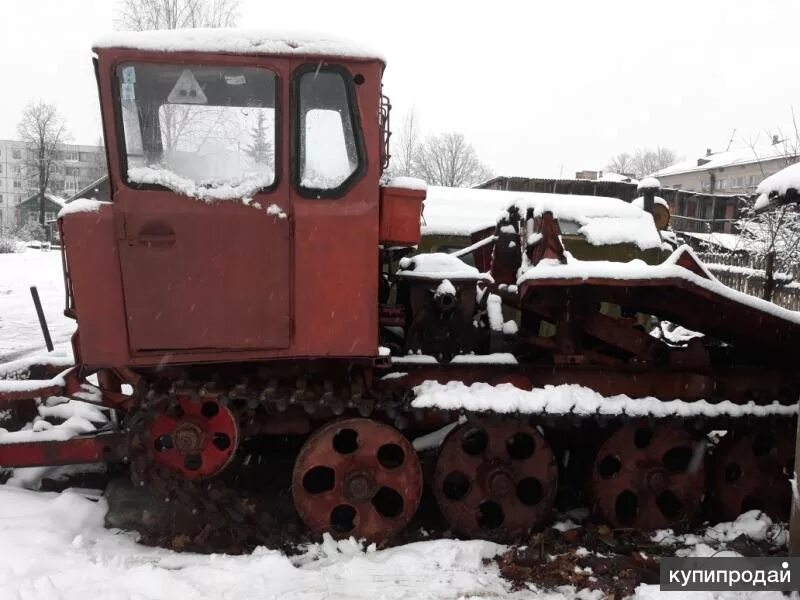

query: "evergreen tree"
xmin=246 ymin=112 xmax=273 ymax=167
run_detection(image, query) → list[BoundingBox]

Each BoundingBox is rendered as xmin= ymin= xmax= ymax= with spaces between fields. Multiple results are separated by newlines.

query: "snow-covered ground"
xmin=0 ymin=485 xmax=791 ymax=600
xmin=0 ymin=486 xmax=530 ymax=600
xmin=0 ymin=249 xmax=75 ymax=362
xmin=0 ymin=251 xmax=794 ymax=599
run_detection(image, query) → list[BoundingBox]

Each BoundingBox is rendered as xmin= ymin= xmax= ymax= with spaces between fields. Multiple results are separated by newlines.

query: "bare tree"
xmin=116 ymin=0 xmax=241 ymax=156
xmin=16 ymin=101 xmax=69 ymax=240
xmin=607 ymin=147 xmax=678 ymax=179
xmin=393 ymin=109 xmax=421 ymax=177
xmin=413 ymin=132 xmax=493 ymax=188
xmin=734 ymin=125 xmax=800 ymax=300
xmin=632 ymin=147 xmax=678 ymax=178
xmin=734 ymin=204 xmax=800 ymax=301
xmin=606 ymin=152 xmax=634 ymax=176
xmin=115 ymin=0 xmax=240 ymax=30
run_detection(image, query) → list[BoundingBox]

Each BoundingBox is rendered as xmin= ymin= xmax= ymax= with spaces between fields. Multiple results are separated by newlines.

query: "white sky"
xmin=1 ymin=0 xmax=798 ymax=177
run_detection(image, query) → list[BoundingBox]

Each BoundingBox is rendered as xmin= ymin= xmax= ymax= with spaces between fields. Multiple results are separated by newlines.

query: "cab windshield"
xmin=117 ymin=62 xmax=276 ymax=199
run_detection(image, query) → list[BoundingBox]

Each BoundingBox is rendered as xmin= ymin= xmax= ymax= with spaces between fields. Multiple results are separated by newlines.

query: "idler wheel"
xmin=292 ymin=418 xmax=422 ymax=543
xmin=432 ymin=420 xmax=558 ymax=542
xmin=147 ymin=395 xmax=238 ymax=479
xmin=591 ymin=422 xmax=705 ymax=530
xmin=713 ymin=426 xmax=795 ymax=522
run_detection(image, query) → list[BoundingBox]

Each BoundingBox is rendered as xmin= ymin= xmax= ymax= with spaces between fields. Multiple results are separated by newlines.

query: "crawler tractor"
xmin=1 ymin=29 xmax=799 ymax=549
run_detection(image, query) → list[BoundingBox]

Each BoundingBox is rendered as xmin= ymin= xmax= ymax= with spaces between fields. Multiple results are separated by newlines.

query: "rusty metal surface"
xmin=68 ymin=48 xmax=386 ymax=370
xmin=0 ymin=433 xmax=128 ymax=468
xmin=147 ymin=395 xmax=239 ymax=479
xmin=433 ymin=420 xmax=558 ymax=542
xmin=401 ymin=279 xmax=479 ymax=361
xmin=0 ymin=383 xmax=65 ymax=404
xmin=519 ymin=275 xmax=800 ymax=358
xmin=713 ymin=427 xmax=795 ymax=522
xmin=292 ymin=418 xmax=422 ymax=544
xmin=0 ymin=365 xmax=85 ymax=406
xmin=591 ymin=423 xmax=706 ymax=530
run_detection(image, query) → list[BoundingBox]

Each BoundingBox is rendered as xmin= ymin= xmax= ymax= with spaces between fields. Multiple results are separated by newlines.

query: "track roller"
xmin=291 ymin=418 xmax=422 ymax=544
xmin=713 ymin=426 xmax=795 ymax=522
xmin=147 ymin=395 xmax=239 ymax=479
xmin=433 ymin=419 xmax=558 ymax=542
xmin=591 ymin=422 xmax=705 ymax=530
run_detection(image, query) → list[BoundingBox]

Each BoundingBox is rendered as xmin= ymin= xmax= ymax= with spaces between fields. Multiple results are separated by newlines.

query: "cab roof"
xmin=93 ymin=28 xmax=385 ymax=63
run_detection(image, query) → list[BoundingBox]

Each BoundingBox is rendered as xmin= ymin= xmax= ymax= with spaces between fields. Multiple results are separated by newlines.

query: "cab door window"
xmin=116 ymin=63 xmax=277 ymax=198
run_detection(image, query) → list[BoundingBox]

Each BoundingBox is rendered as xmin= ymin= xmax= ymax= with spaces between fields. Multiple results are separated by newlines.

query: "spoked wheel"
xmin=591 ymin=422 xmax=705 ymax=530
xmin=433 ymin=419 xmax=558 ymax=542
xmin=147 ymin=395 xmax=239 ymax=479
xmin=713 ymin=427 xmax=795 ymax=522
xmin=292 ymin=418 xmax=422 ymax=544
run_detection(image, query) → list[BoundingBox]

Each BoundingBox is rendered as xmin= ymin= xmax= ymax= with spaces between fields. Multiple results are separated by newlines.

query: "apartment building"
xmin=651 ymin=138 xmax=798 ymax=199
xmin=0 ymin=140 xmax=105 ymax=232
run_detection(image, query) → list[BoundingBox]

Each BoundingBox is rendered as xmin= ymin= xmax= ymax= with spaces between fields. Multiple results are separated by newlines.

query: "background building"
xmin=651 ymin=138 xmax=799 ymax=197
xmin=0 ymin=139 xmax=105 ymax=233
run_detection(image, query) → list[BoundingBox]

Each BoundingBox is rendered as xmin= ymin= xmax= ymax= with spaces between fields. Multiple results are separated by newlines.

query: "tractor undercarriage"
xmin=2 ymin=208 xmax=799 ymax=552
xmin=1 ymin=289 xmax=797 ymax=553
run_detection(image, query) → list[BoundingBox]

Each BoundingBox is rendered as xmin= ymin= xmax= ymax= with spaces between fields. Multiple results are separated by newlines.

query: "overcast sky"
xmin=1 ymin=0 xmax=798 ymax=177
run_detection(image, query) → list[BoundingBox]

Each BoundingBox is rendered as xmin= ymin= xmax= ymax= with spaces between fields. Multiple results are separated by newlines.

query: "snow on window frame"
xmin=113 ymin=60 xmax=279 ymax=201
xmin=294 ymin=63 xmax=366 ymax=200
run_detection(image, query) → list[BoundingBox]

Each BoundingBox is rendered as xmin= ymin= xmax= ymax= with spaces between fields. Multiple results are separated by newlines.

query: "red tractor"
xmin=1 ymin=29 xmax=799 ymax=549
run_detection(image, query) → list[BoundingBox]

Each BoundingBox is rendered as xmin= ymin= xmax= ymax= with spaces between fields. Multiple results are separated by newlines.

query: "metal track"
xmin=123 ymin=367 xmax=796 ymax=552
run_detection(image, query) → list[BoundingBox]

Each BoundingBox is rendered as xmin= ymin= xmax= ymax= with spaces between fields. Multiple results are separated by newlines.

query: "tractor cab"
xmin=59 ymin=30 xmax=401 ymax=369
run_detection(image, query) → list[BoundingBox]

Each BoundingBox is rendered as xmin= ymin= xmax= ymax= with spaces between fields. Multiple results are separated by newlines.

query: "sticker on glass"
xmin=167 ymin=69 xmax=208 ymax=104
xmin=224 ymin=74 xmax=247 ymax=86
xmin=121 ymin=82 xmax=136 ymax=101
xmin=121 ymin=66 xmax=136 ymax=83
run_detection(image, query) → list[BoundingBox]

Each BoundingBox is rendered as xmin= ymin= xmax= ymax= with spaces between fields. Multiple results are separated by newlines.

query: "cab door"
xmin=116 ymin=193 xmax=292 ymax=352
xmin=110 ymin=58 xmax=292 ymax=353
xmin=286 ymin=62 xmax=380 ymax=357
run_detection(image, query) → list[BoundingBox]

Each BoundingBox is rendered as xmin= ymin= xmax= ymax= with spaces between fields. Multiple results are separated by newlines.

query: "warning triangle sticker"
xmin=167 ymin=69 xmax=207 ymax=104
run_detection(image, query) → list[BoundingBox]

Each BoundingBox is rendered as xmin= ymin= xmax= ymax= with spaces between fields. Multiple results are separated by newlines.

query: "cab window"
xmin=296 ymin=67 xmax=363 ymax=195
xmin=116 ymin=63 xmax=277 ymax=197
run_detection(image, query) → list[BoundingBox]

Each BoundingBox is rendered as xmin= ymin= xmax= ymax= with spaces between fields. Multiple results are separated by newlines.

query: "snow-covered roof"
xmin=66 ymin=175 xmax=110 ymax=203
xmin=595 ymin=172 xmax=638 ymax=184
xmin=679 ymin=231 xmax=745 ymax=252
xmin=19 ymin=192 xmax=66 ymax=208
xmin=422 ymin=185 xmax=662 ymax=251
xmin=93 ymin=29 xmax=384 ymax=61
xmin=652 ymin=144 xmax=797 ymax=178
xmin=754 ymin=162 xmax=800 ymax=211
xmin=46 ymin=194 xmax=66 ymax=207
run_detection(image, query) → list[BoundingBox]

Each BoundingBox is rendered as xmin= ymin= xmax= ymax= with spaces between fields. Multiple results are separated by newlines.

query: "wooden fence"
xmin=695 ymin=252 xmax=800 ymax=311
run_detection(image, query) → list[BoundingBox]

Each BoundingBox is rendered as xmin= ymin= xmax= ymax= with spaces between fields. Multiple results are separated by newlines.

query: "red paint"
xmin=379 ymin=186 xmax=425 ymax=246
xmin=61 ymin=48 xmax=397 ymax=369
xmin=0 ymin=434 xmax=128 ymax=468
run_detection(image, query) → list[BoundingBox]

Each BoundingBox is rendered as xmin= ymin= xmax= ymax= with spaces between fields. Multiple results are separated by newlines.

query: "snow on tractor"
xmin=1 ymin=29 xmax=799 ymax=550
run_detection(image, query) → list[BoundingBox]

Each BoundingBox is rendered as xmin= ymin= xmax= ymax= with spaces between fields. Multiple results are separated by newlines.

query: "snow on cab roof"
xmin=422 ymin=185 xmax=662 ymax=251
xmin=92 ymin=28 xmax=384 ymax=62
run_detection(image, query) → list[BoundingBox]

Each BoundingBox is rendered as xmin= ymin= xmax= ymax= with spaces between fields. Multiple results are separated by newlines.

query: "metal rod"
xmin=29 ymin=286 xmax=54 ymax=352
